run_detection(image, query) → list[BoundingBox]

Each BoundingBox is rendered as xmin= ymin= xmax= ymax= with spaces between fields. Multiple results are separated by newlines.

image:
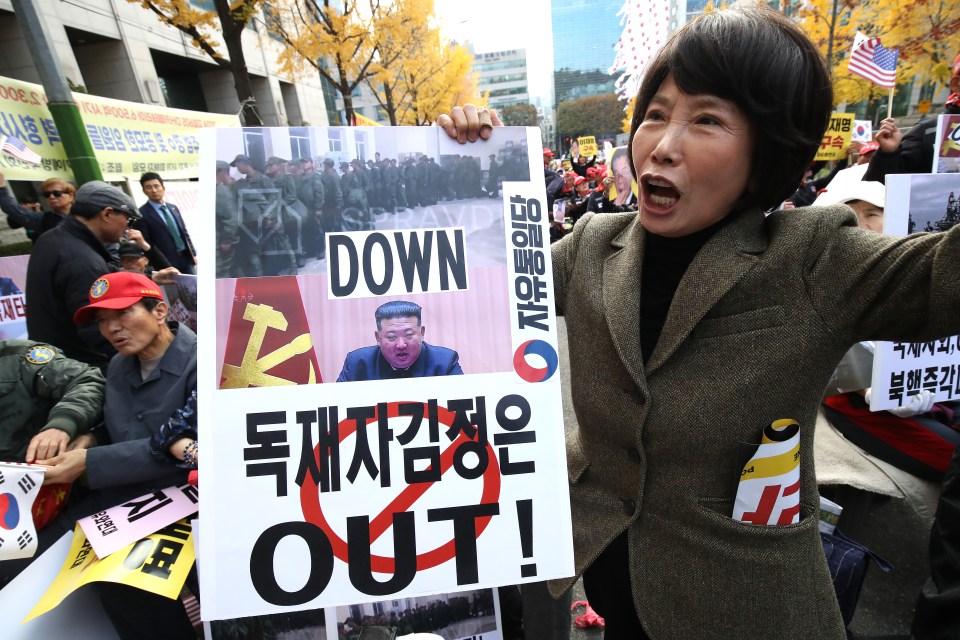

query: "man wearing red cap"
xmin=28 ymin=270 xmax=197 ymax=639
xmin=864 ymin=53 xmax=960 ymax=182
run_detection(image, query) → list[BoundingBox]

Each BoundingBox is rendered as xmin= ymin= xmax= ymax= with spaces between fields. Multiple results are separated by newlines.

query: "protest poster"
xmin=852 ymin=120 xmax=872 ymax=143
xmin=25 ymin=518 xmax=195 ymax=622
xmin=196 ymin=125 xmax=574 ymax=621
xmin=161 ymin=275 xmax=198 ymax=334
xmin=327 ymin=588 xmax=502 ymax=639
xmin=577 ymin=136 xmax=598 ymax=157
xmin=870 ymin=173 xmax=960 ymax=410
xmin=0 ymin=462 xmax=45 ymax=560
xmin=0 ymin=74 xmax=238 ymax=182
xmin=77 ymin=484 xmax=199 ymax=559
xmin=606 ymin=145 xmax=638 ymax=205
xmin=933 ymin=114 xmax=960 ymax=174
xmin=815 ymin=112 xmax=855 ymax=161
xmin=0 ymin=254 xmax=28 ymax=340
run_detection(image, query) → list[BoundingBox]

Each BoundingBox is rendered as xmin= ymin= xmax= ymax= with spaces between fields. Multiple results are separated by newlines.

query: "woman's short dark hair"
xmin=628 ymin=4 xmax=833 ymax=211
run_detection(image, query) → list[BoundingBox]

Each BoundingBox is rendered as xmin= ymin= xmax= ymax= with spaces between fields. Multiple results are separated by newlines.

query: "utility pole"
xmin=11 ymin=0 xmax=102 ymax=184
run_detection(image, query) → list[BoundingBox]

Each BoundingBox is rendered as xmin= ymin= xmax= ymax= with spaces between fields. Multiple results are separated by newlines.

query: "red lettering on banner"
xmin=300 ymin=401 xmax=502 ymax=573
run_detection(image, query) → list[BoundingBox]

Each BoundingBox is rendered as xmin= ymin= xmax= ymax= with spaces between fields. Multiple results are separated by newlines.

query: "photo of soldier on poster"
xmin=213 ymin=127 xmax=530 ymax=279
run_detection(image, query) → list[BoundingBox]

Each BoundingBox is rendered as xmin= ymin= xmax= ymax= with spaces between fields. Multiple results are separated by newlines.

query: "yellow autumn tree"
xmin=270 ymin=0 xmax=379 ymax=125
xmin=862 ymin=0 xmax=960 ymax=96
xmin=798 ymin=0 xmax=960 ymax=106
xmin=401 ymin=36 xmax=483 ymax=125
xmin=796 ymin=0 xmax=873 ymax=104
xmin=270 ymin=0 xmax=479 ymax=126
xmin=128 ymin=0 xmax=264 ymax=124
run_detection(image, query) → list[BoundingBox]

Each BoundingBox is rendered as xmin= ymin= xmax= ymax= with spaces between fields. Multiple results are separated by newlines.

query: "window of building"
xmin=243 ymin=128 xmax=265 ymax=168
xmin=355 ymin=130 xmax=367 ymax=162
xmin=329 ymin=128 xmax=343 ymax=153
xmin=290 ymin=127 xmax=311 ymax=160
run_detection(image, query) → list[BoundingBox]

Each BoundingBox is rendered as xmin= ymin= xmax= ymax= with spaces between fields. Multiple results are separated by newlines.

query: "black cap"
xmin=230 ymin=154 xmax=253 ymax=167
xmin=74 ymin=181 xmax=141 ymax=221
xmin=118 ymin=240 xmax=145 ymax=259
xmin=322 ymin=158 xmax=335 ymax=166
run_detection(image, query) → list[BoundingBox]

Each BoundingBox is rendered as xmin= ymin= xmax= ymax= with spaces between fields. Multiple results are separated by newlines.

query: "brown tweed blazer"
xmin=547 ymin=205 xmax=960 ymax=639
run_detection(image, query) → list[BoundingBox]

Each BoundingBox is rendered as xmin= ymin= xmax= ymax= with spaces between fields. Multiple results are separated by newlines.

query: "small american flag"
xmin=848 ymin=32 xmax=899 ymax=89
xmin=0 ymin=134 xmax=42 ymax=164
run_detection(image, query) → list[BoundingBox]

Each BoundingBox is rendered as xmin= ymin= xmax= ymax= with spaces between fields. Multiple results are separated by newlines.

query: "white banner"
xmin=197 ymin=125 xmax=574 ymax=621
xmin=872 ymin=174 xmax=960 ymax=410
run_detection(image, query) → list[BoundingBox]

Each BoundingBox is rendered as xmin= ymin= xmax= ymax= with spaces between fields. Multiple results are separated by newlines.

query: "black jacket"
xmin=864 ymin=104 xmax=960 ymax=184
xmin=0 ymin=187 xmax=64 ymax=241
xmin=25 ymin=216 xmax=118 ymax=370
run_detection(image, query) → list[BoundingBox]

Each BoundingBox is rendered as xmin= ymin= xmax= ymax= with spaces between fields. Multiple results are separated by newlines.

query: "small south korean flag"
xmin=0 ymin=462 xmax=46 ymax=561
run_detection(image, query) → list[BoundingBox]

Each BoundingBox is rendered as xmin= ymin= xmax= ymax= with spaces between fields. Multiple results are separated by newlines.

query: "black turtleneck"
xmin=639 ymin=216 xmax=731 ymax=364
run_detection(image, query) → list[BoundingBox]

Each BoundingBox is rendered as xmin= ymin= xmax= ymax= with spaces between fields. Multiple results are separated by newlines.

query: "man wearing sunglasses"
xmin=0 ymin=171 xmax=75 ymax=241
xmin=25 ymin=181 xmax=151 ymax=372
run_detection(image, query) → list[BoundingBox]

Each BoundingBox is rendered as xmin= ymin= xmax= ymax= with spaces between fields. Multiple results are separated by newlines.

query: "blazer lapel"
xmin=645 ymin=209 xmax=768 ymax=374
xmin=602 ymin=217 xmax=648 ymax=392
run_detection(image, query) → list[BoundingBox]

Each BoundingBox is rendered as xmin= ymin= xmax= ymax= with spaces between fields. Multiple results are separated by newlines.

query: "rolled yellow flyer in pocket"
xmin=733 ymin=419 xmax=801 ymax=526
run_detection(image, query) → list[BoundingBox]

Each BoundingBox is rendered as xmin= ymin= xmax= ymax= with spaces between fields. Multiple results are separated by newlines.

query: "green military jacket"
xmin=0 ymin=340 xmax=104 ymax=461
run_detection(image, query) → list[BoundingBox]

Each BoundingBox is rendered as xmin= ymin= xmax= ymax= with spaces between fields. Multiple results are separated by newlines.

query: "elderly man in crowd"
xmin=25 ymin=181 xmax=173 ymax=372
xmin=0 ymin=170 xmax=75 ymax=241
xmin=9 ymin=270 xmax=198 ymax=639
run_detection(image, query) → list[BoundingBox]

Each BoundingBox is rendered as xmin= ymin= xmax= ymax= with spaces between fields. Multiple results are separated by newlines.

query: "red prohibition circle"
xmin=300 ymin=400 xmax=502 ymax=574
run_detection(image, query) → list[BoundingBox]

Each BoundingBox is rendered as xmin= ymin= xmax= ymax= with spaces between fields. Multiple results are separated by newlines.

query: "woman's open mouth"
xmin=642 ymin=176 xmax=681 ymax=210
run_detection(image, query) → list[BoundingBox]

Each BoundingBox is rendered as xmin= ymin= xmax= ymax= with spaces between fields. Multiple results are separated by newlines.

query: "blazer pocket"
xmin=566 ymin=430 xmax=590 ymax=484
xmin=695 ymin=305 xmax=785 ymax=340
xmin=697 ymin=497 xmax=817 ymax=538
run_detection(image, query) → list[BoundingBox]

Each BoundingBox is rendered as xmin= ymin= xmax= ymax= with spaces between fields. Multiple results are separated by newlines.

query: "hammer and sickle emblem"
xmin=221 ymin=302 xmax=317 ymax=388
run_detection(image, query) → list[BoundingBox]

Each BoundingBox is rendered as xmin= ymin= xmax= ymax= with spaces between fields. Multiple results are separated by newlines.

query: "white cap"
xmin=814 ymin=179 xmax=885 ymax=209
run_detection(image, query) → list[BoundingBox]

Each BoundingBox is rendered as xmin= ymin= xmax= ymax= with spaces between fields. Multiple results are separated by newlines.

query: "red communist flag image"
xmin=220 ymin=276 xmax=322 ymax=388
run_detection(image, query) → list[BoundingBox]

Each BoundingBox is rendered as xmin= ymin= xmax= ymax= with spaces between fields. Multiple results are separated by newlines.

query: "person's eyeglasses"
xmin=42 ymin=190 xmax=65 ymax=198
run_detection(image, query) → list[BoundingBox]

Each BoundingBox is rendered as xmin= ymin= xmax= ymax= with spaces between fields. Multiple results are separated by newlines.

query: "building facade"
xmin=0 ymin=0 xmax=330 ymax=128
xmin=475 ymin=48 xmax=529 ymax=110
xmin=551 ymin=0 xmax=622 ymax=107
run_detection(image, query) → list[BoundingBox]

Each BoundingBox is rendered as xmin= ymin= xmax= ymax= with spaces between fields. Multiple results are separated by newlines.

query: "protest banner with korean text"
xmin=871 ymin=173 xmax=960 ymax=410
xmin=77 ymin=484 xmax=199 ymax=559
xmin=815 ymin=113 xmax=855 ymax=161
xmin=577 ymin=136 xmax=598 ymax=157
xmin=0 ymin=254 xmax=28 ymax=340
xmin=196 ymin=126 xmax=574 ymax=620
xmin=0 ymin=75 xmax=238 ymax=182
xmin=25 ymin=518 xmax=195 ymax=622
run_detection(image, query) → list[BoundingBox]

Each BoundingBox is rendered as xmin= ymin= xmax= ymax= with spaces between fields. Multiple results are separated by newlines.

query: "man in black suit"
xmin=137 ymin=172 xmax=197 ymax=274
xmin=336 ymin=300 xmax=463 ymax=382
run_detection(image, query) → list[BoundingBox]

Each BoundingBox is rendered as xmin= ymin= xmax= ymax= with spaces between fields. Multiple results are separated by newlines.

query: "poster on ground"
xmin=196 ymin=126 xmax=574 ymax=621
xmin=870 ymin=173 xmax=960 ymax=410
